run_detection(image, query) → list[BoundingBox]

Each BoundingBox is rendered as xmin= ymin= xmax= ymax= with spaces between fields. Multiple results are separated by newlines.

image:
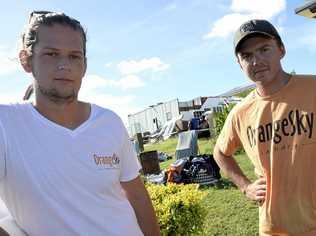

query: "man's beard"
xmin=36 ymin=84 xmax=77 ymax=104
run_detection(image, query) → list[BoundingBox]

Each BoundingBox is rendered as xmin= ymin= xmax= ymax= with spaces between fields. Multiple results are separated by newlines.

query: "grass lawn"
xmin=144 ymin=137 xmax=259 ymax=236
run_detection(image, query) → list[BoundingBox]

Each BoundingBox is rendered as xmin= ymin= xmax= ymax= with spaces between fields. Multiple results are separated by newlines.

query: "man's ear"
xmin=19 ymin=50 xmax=32 ymax=73
xmin=236 ymin=56 xmax=243 ymax=70
xmin=83 ymin=57 xmax=87 ymax=75
xmin=279 ymin=45 xmax=286 ymax=59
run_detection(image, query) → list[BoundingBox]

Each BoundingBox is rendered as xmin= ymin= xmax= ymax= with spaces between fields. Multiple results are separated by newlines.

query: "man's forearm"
xmin=130 ymin=187 xmax=160 ymax=236
xmin=213 ymin=146 xmax=251 ymax=193
xmin=121 ymin=176 xmax=160 ymax=236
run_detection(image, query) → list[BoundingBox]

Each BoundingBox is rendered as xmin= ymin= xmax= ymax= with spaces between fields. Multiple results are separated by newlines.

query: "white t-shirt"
xmin=0 ymin=103 xmax=143 ymax=236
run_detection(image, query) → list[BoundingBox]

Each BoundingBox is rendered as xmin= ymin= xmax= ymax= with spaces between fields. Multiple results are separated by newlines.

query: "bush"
xmin=214 ymin=104 xmax=245 ymax=154
xmin=214 ymin=104 xmax=235 ymax=136
xmin=146 ymin=183 xmax=207 ymax=236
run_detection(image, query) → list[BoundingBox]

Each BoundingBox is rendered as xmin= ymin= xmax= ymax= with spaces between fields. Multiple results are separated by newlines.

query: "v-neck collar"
xmin=27 ymin=103 xmax=96 ymax=137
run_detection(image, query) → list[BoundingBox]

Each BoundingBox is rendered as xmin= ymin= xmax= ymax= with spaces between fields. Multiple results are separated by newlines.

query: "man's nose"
xmin=251 ymin=52 xmax=263 ymax=66
xmin=57 ymin=57 xmax=71 ymax=71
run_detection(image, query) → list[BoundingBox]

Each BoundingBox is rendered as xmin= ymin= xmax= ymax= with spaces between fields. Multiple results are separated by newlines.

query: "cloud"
xmin=118 ymin=75 xmax=145 ymax=90
xmin=0 ymin=43 xmax=23 ymax=76
xmin=0 ymin=53 xmax=20 ymax=76
xmin=103 ymin=57 xmax=170 ymax=90
xmin=230 ymin=0 xmax=286 ymax=18
xmin=105 ymin=62 xmax=113 ymax=68
xmin=82 ymin=74 xmax=145 ymax=91
xmin=82 ymin=74 xmax=114 ymax=90
xmin=0 ymin=76 xmax=30 ymax=104
xmin=203 ymin=13 xmax=251 ymax=39
xmin=164 ymin=3 xmax=177 ymax=12
xmin=82 ymin=93 xmax=140 ymax=123
xmin=79 ymin=75 xmax=141 ymax=123
xmin=203 ymin=0 xmax=286 ymax=39
xmin=78 ymin=73 xmax=146 ymax=122
xmin=117 ymin=57 xmax=170 ymax=75
xmin=0 ymin=91 xmax=24 ymax=104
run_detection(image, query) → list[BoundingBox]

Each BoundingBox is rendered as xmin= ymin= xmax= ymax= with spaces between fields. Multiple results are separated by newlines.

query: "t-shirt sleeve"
xmin=215 ymin=108 xmax=241 ymax=157
xmin=119 ymin=125 xmax=142 ymax=182
xmin=0 ymin=121 xmax=6 ymax=180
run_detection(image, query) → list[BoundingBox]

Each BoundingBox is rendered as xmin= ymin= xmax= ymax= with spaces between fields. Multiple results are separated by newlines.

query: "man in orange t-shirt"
xmin=214 ymin=19 xmax=316 ymax=235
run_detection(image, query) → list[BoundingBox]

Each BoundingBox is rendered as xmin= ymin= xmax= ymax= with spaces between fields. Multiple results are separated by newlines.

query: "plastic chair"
xmin=175 ymin=130 xmax=198 ymax=160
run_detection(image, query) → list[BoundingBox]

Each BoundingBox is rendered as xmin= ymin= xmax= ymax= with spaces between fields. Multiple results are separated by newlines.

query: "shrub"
xmin=214 ymin=104 xmax=235 ymax=136
xmin=214 ymin=104 xmax=245 ymax=154
xmin=146 ymin=183 xmax=207 ymax=236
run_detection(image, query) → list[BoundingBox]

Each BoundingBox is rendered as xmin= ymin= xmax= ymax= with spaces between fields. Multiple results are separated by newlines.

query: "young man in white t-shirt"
xmin=0 ymin=11 xmax=160 ymax=236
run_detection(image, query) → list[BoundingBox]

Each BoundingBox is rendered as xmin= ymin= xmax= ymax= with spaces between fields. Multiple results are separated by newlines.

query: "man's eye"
xmin=241 ymin=54 xmax=250 ymax=60
xmin=69 ymin=55 xmax=81 ymax=60
xmin=261 ymin=47 xmax=270 ymax=52
xmin=44 ymin=52 xmax=57 ymax=57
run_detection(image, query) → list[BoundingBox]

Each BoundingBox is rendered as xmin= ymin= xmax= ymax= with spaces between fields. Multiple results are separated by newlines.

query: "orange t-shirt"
xmin=216 ymin=75 xmax=316 ymax=235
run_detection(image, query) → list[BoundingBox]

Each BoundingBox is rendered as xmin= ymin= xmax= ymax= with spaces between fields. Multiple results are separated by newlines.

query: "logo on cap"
xmin=240 ymin=22 xmax=255 ymax=33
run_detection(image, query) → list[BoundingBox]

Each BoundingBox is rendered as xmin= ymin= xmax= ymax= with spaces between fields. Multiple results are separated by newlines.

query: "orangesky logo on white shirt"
xmin=93 ymin=153 xmax=120 ymax=169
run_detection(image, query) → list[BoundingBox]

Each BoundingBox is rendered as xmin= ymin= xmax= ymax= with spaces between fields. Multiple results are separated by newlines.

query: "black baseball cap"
xmin=234 ymin=19 xmax=283 ymax=55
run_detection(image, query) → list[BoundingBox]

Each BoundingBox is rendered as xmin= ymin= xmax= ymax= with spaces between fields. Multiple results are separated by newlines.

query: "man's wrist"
xmin=240 ymin=183 xmax=249 ymax=195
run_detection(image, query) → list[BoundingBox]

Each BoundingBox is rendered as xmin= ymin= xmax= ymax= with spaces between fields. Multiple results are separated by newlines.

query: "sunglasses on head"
xmin=28 ymin=10 xmax=81 ymax=26
xmin=28 ymin=10 xmax=52 ymax=23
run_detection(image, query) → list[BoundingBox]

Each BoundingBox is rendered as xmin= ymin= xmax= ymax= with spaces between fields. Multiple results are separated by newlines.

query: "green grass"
xmin=144 ymin=137 xmax=259 ymax=236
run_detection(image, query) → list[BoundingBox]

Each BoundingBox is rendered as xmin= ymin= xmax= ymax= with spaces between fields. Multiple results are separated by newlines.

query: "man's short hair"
xmin=21 ymin=11 xmax=87 ymax=57
xmin=234 ymin=19 xmax=284 ymax=55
